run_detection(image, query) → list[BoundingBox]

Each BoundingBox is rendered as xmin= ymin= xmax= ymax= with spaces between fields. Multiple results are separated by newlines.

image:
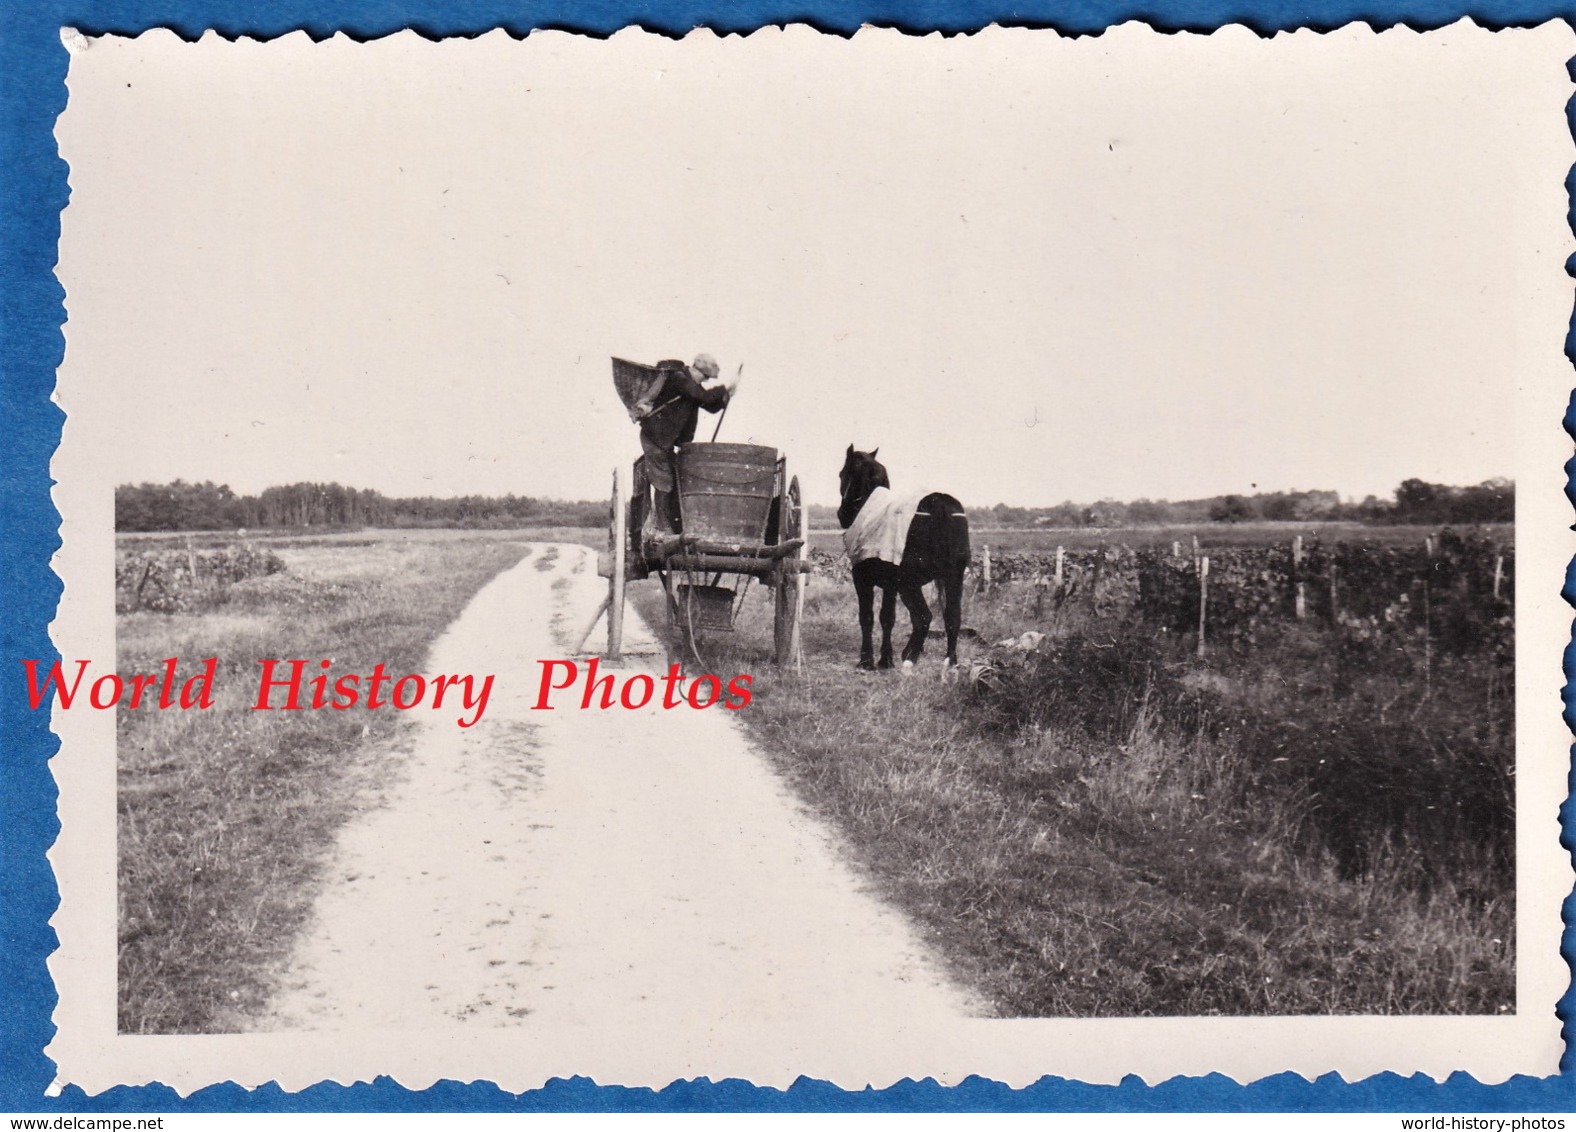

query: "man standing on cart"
xmin=628 ymin=353 xmax=737 ymax=533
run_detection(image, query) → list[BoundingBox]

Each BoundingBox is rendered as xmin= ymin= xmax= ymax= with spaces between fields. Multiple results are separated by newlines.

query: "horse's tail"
xmin=932 ymin=494 xmax=970 ymax=623
xmin=940 ymin=494 xmax=971 ymax=573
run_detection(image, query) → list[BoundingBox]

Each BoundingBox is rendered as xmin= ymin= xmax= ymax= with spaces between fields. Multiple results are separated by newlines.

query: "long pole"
xmin=709 ymin=364 xmax=743 ymax=442
xmin=574 ymin=593 xmax=611 ymax=654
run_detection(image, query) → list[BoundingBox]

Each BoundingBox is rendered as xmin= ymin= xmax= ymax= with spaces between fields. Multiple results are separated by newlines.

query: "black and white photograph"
xmin=44 ymin=23 xmax=1573 ymax=1091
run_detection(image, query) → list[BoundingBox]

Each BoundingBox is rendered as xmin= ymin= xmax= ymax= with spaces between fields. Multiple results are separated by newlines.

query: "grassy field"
xmin=117 ymin=529 xmax=542 ymax=1033
xmin=628 ymin=550 xmax=1514 ymax=1016
xmin=117 ymin=521 xmax=1513 ymax=1028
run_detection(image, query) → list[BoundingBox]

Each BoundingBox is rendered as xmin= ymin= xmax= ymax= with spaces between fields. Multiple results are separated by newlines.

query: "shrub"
xmin=965 ymin=623 xmax=1512 ymax=884
xmin=115 ymin=544 xmax=287 ymax=613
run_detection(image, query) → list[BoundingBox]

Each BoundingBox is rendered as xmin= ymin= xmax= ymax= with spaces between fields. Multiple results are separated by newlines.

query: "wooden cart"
xmin=599 ymin=440 xmax=809 ymax=668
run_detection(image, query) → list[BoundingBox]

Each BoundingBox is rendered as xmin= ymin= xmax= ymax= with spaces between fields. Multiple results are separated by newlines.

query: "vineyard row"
xmin=809 ymin=530 xmax=1513 ymax=652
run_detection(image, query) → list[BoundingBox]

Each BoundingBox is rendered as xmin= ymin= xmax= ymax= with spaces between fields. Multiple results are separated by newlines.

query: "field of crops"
xmin=808 ymin=525 xmax=1512 ymax=653
xmin=807 ymin=521 xmax=1511 ymax=552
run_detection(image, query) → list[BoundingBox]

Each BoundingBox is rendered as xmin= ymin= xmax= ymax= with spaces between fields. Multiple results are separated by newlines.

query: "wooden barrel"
xmin=676 ymin=443 xmax=779 ymax=543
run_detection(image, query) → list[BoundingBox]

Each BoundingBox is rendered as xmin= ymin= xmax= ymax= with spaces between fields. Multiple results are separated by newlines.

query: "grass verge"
xmin=629 ymin=568 xmax=1514 ymax=1017
xmin=117 ymin=530 xmax=533 ymax=1033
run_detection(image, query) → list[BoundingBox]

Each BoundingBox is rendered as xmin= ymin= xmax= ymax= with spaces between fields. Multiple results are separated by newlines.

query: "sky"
xmin=56 ymin=25 xmax=1572 ymax=508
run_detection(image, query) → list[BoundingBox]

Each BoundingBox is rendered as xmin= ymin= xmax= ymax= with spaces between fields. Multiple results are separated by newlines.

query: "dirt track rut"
xmin=260 ymin=542 xmax=975 ymax=1029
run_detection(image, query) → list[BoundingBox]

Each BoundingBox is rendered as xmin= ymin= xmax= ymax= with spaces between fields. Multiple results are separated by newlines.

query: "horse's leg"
xmin=855 ymin=572 xmax=877 ymax=670
xmin=942 ymin=568 xmax=965 ymax=666
xmin=877 ymin=584 xmax=898 ymax=669
xmin=898 ymin=582 xmax=932 ymax=666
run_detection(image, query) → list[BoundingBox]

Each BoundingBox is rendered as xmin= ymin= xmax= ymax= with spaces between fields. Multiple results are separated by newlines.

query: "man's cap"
xmin=692 ymin=353 xmax=720 ymax=380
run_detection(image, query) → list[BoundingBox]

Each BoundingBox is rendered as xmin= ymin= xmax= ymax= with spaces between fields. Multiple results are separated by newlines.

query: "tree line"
xmin=117 ymin=476 xmax=1513 ymax=533
xmin=114 ymin=480 xmax=606 ymax=532
xmin=806 ymin=479 xmax=1513 ymax=530
xmin=1201 ymin=479 xmax=1512 ymax=527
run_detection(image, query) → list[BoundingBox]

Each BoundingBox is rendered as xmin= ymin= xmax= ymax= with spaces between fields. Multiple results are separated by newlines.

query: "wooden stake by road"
xmin=1197 ymin=556 xmax=1209 ymax=658
xmin=1293 ymin=535 xmax=1306 ymax=620
xmin=981 ymin=545 xmax=992 ymax=593
xmin=1494 ymin=555 xmax=1504 ymax=600
xmin=1054 ymin=546 xmax=1065 ymax=589
xmin=1422 ymin=573 xmax=1433 ymax=696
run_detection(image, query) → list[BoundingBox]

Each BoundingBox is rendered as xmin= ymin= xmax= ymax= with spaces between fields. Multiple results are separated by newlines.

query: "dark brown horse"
xmin=837 ymin=446 xmax=971 ymax=670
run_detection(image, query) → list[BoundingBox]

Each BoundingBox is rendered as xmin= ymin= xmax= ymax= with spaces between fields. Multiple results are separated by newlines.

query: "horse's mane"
xmin=838 ymin=446 xmax=890 ymax=529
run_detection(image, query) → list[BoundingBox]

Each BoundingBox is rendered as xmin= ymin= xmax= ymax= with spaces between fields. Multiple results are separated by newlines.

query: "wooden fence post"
xmin=1197 ymin=555 xmax=1209 ymax=658
xmin=1493 ymin=555 xmax=1504 ymax=600
xmin=1172 ymin=541 xmax=1181 ymax=559
xmin=1293 ymin=535 xmax=1306 ymax=620
xmin=186 ymin=537 xmax=197 ymax=580
xmin=1329 ymin=562 xmax=1340 ymax=621
xmin=981 ymin=545 xmax=992 ymax=593
xmin=1054 ymin=546 xmax=1065 ymax=590
xmin=1191 ymin=534 xmax=1200 ymax=564
xmin=1422 ymin=568 xmax=1433 ymax=696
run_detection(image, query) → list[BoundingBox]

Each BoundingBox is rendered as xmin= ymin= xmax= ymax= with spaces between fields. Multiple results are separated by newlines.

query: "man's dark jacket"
xmin=639 ymin=359 xmax=729 ymax=492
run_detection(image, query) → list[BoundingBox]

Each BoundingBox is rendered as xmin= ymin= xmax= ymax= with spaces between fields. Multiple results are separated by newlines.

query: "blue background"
xmin=2 ymin=0 xmax=1572 ymax=1113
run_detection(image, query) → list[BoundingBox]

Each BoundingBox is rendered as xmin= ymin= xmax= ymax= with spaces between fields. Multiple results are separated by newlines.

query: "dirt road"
xmin=261 ymin=543 xmax=975 ymax=1029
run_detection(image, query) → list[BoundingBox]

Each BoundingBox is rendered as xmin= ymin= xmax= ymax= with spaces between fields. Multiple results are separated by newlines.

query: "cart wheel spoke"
xmin=774 ymin=474 xmax=805 ymax=669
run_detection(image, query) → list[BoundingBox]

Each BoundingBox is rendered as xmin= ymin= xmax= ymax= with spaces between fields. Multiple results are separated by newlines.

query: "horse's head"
xmin=837 ymin=444 xmax=890 ymax=529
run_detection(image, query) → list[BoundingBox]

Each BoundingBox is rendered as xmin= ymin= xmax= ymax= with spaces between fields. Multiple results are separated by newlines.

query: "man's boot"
xmin=647 ymin=489 xmax=682 ymax=537
xmin=659 ymin=489 xmax=682 ymax=533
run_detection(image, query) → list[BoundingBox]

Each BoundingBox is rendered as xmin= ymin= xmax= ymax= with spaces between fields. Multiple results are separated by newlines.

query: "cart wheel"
xmin=774 ymin=474 xmax=805 ymax=669
xmin=608 ymin=466 xmax=627 ymax=659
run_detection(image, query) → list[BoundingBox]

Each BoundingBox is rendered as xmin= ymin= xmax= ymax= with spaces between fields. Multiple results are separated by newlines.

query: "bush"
xmin=967 ymin=628 xmax=1188 ymax=744
xmin=965 ymin=623 xmax=1512 ymax=883
xmin=116 ymin=544 xmax=287 ymax=613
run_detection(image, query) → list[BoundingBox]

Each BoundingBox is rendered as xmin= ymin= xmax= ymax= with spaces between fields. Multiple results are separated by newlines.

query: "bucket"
xmin=675 ymin=443 xmax=779 ymax=543
xmin=674 ymin=584 xmax=737 ymax=631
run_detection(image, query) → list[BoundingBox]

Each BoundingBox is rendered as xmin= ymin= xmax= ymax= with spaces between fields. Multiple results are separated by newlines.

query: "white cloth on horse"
xmin=842 ymin=485 xmax=931 ymax=567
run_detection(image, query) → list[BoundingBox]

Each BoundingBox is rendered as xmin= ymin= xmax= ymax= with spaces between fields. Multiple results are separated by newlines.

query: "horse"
xmin=837 ymin=445 xmax=971 ymax=671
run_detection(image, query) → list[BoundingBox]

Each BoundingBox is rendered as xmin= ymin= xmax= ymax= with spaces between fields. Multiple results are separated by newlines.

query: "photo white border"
xmin=42 ymin=22 xmax=1576 ymax=1095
